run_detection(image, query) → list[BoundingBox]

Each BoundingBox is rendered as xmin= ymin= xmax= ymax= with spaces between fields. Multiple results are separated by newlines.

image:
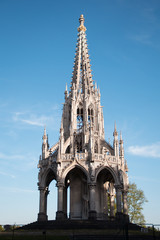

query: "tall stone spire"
xmin=61 ymin=14 xmax=105 ymax=152
xmin=71 ymin=14 xmax=94 ymax=95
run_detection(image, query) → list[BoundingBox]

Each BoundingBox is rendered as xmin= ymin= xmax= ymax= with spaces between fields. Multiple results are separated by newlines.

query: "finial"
xmin=95 ymin=81 xmax=97 ymax=90
xmin=65 ymin=83 xmax=68 ymax=92
xmin=79 ymin=14 xmax=84 ymax=25
xmin=98 ymin=87 xmax=101 ymax=96
xmin=114 ymin=121 xmax=117 ymax=132
xmin=113 ymin=121 xmax=118 ymax=137
xmin=44 ymin=125 xmax=46 ymax=136
xmin=42 ymin=125 xmax=47 ymax=142
xmin=120 ymin=131 xmax=122 ymax=141
xmin=78 ymin=14 xmax=86 ymax=32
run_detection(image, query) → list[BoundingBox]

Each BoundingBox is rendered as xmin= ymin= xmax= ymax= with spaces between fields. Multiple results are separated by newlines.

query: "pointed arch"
xmin=88 ymin=103 xmax=94 ymax=125
xmin=62 ymin=162 xmax=89 ymax=184
xmin=63 ymin=137 xmax=71 ymax=153
xmin=41 ymin=167 xmax=57 ymax=188
xmin=63 ymin=164 xmax=89 ymax=220
xmin=77 ymin=103 xmax=83 ymax=130
xmin=95 ymin=166 xmax=119 ymax=185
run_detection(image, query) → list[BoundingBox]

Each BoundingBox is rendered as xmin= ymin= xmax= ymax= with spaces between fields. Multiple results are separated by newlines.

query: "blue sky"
xmin=0 ymin=0 xmax=160 ymax=225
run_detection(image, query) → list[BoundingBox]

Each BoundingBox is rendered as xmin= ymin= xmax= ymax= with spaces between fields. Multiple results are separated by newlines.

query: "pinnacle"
xmin=44 ymin=125 xmax=46 ymax=136
xmin=79 ymin=14 xmax=84 ymax=25
xmin=114 ymin=121 xmax=117 ymax=132
xmin=120 ymin=131 xmax=122 ymax=140
xmin=65 ymin=83 xmax=68 ymax=91
xmin=113 ymin=121 xmax=118 ymax=137
xmin=43 ymin=125 xmax=47 ymax=141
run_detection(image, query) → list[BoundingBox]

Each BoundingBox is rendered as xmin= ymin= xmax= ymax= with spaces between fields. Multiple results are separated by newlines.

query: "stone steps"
xmin=21 ymin=219 xmax=140 ymax=231
xmin=19 ymin=221 xmax=160 ymax=240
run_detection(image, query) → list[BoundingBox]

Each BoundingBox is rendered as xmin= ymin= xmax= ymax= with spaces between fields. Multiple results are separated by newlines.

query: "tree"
xmin=127 ymin=182 xmax=148 ymax=224
xmin=0 ymin=225 xmax=4 ymax=232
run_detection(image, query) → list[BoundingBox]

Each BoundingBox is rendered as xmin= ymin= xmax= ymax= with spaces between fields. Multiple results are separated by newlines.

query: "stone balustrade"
xmin=61 ymin=153 xmax=117 ymax=163
xmin=38 ymin=153 xmax=117 ymax=168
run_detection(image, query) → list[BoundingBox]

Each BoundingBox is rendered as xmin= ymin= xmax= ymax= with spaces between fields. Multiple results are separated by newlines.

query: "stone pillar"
xmin=110 ymin=193 xmax=115 ymax=217
xmin=44 ymin=188 xmax=49 ymax=216
xmin=89 ymin=183 xmax=97 ymax=219
xmin=103 ymin=186 xmax=108 ymax=219
xmin=56 ymin=182 xmax=65 ymax=220
xmin=63 ymin=186 xmax=67 ymax=218
xmin=123 ymin=190 xmax=128 ymax=215
xmin=115 ymin=185 xmax=122 ymax=214
xmin=37 ymin=187 xmax=48 ymax=221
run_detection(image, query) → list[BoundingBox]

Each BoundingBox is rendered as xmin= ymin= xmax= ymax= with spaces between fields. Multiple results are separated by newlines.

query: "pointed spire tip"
xmin=78 ymin=14 xmax=86 ymax=32
xmin=114 ymin=121 xmax=117 ymax=131
xmin=120 ymin=131 xmax=122 ymax=140
xmin=44 ymin=125 xmax=46 ymax=136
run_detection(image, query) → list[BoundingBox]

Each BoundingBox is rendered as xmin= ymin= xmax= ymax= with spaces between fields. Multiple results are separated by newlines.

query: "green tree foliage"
xmin=128 ymin=182 xmax=148 ymax=224
xmin=0 ymin=225 xmax=4 ymax=232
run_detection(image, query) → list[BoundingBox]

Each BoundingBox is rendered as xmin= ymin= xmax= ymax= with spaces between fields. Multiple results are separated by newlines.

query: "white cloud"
xmin=127 ymin=142 xmax=160 ymax=158
xmin=12 ymin=110 xmax=61 ymax=128
xmin=13 ymin=112 xmax=50 ymax=127
xmin=0 ymin=152 xmax=24 ymax=160
xmin=0 ymin=186 xmax=36 ymax=193
xmin=129 ymin=33 xmax=152 ymax=45
xmin=21 ymin=118 xmax=44 ymax=127
xmin=142 ymin=8 xmax=156 ymax=23
xmin=10 ymin=187 xmax=36 ymax=193
xmin=0 ymin=152 xmax=38 ymax=172
xmin=0 ymin=171 xmax=15 ymax=179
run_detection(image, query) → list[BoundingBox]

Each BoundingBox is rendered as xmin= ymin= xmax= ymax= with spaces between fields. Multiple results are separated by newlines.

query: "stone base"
xmin=37 ymin=213 xmax=48 ymax=222
xmin=123 ymin=214 xmax=130 ymax=223
xmin=56 ymin=211 xmax=66 ymax=220
xmin=116 ymin=213 xmax=129 ymax=223
xmin=88 ymin=210 xmax=97 ymax=220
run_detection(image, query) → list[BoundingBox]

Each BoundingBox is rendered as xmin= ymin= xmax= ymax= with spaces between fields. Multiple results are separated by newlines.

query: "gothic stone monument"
xmin=37 ymin=15 xmax=129 ymax=222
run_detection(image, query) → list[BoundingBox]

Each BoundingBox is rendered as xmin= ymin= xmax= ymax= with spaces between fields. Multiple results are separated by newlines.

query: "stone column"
xmin=109 ymin=183 xmax=115 ymax=218
xmin=56 ymin=182 xmax=65 ymax=220
xmin=123 ymin=190 xmax=128 ymax=215
xmin=110 ymin=193 xmax=115 ymax=217
xmin=63 ymin=186 xmax=67 ymax=218
xmin=115 ymin=185 xmax=122 ymax=214
xmin=37 ymin=187 xmax=48 ymax=221
xmin=89 ymin=183 xmax=97 ymax=219
xmin=44 ymin=188 xmax=49 ymax=217
xmin=103 ymin=186 xmax=108 ymax=219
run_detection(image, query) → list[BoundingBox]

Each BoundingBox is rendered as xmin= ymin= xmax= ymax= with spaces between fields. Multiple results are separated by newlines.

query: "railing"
xmin=61 ymin=153 xmax=87 ymax=161
xmin=39 ymin=153 xmax=118 ymax=167
xmin=93 ymin=153 xmax=117 ymax=163
xmin=61 ymin=153 xmax=117 ymax=163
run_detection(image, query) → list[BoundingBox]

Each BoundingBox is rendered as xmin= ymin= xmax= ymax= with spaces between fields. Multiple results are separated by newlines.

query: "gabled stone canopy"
xmin=37 ymin=15 xmax=129 ymax=222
